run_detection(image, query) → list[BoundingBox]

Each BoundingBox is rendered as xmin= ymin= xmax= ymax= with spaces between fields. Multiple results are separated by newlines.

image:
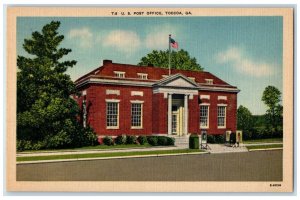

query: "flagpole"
xmin=168 ymin=34 xmax=171 ymax=76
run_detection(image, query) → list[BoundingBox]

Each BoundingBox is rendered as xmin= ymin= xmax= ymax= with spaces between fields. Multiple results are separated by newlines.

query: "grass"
xmin=19 ymin=143 xmax=153 ymax=153
xmin=246 ymin=144 xmax=283 ymax=150
xmin=243 ymin=138 xmax=283 ymax=144
xmin=17 ymin=149 xmax=204 ymax=162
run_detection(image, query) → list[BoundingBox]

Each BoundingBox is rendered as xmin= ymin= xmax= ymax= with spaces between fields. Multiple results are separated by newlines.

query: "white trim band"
xmin=105 ymin=99 xmax=120 ymax=103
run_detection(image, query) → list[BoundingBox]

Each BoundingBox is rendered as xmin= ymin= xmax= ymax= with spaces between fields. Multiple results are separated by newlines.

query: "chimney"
xmin=148 ymin=63 xmax=154 ymax=67
xmin=103 ymin=59 xmax=112 ymax=66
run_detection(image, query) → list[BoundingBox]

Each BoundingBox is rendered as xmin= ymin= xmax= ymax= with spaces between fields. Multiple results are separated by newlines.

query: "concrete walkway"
xmin=207 ymin=144 xmax=248 ymax=154
xmin=17 ymin=145 xmax=188 ymax=157
xmin=17 ymin=142 xmax=283 ymax=157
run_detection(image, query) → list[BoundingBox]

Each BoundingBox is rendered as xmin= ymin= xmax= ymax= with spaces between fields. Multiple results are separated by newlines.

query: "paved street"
xmin=17 ymin=150 xmax=282 ymax=181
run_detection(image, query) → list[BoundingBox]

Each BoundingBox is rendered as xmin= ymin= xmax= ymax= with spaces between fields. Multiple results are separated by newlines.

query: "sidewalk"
xmin=207 ymin=144 xmax=248 ymax=154
xmin=17 ymin=145 xmax=187 ymax=157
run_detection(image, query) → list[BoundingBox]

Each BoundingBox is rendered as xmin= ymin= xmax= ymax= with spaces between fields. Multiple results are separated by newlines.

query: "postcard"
xmin=6 ymin=7 xmax=293 ymax=192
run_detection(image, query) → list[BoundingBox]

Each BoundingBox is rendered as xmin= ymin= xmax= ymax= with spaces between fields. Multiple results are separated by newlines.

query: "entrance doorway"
xmin=171 ymin=94 xmax=184 ymax=136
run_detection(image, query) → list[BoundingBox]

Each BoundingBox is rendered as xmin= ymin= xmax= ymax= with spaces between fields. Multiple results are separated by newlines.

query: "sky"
xmin=17 ymin=16 xmax=283 ymax=115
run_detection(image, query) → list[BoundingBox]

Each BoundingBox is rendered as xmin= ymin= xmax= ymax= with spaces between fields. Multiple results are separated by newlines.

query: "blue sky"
xmin=17 ymin=17 xmax=283 ymax=115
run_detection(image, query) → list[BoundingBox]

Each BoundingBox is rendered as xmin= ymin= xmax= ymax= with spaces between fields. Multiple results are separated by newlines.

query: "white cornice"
xmin=76 ymin=77 xmax=239 ymax=93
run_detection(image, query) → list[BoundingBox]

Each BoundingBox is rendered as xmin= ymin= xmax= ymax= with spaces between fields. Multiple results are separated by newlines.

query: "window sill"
xmin=106 ymin=127 xmax=119 ymax=130
xmin=131 ymin=127 xmax=143 ymax=129
xmin=217 ymin=126 xmax=226 ymax=129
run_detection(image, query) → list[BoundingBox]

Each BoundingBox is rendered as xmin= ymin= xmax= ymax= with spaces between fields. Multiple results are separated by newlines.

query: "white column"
xmin=184 ymin=94 xmax=189 ymax=135
xmin=168 ymin=93 xmax=172 ymax=135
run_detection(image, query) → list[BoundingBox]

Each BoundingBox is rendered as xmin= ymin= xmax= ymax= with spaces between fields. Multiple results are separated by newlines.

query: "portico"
xmin=153 ymin=74 xmax=199 ymax=136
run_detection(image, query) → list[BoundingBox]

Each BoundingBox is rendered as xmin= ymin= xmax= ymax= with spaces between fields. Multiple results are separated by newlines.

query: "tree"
xmin=138 ymin=49 xmax=203 ymax=71
xmin=17 ymin=21 xmax=97 ymax=150
xmin=237 ymin=105 xmax=254 ymax=140
xmin=261 ymin=86 xmax=283 ymax=136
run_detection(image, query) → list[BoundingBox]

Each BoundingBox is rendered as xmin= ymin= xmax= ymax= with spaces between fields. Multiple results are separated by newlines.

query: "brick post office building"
xmin=75 ymin=60 xmax=239 ymax=140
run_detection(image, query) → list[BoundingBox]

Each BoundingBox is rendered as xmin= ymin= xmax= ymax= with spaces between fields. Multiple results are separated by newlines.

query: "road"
xmin=17 ymin=150 xmax=282 ymax=181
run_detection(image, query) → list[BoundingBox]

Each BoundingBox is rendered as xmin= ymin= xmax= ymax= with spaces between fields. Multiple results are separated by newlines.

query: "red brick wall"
xmin=83 ymin=84 xmax=153 ymax=136
xmin=188 ymin=95 xmax=200 ymax=134
xmin=198 ymin=91 xmax=237 ymax=135
xmin=76 ymin=85 xmax=237 ymax=137
xmin=152 ymin=93 xmax=168 ymax=134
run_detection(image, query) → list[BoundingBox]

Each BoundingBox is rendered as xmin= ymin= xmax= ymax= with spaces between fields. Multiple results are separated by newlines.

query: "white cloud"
xmin=145 ymin=24 xmax=179 ymax=49
xmin=68 ymin=28 xmax=93 ymax=48
xmin=216 ymin=46 xmax=274 ymax=77
xmin=101 ymin=30 xmax=141 ymax=53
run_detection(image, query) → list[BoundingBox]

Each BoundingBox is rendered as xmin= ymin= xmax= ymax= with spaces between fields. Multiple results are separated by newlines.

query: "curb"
xmin=17 ymin=151 xmax=209 ymax=164
xmin=248 ymin=148 xmax=283 ymax=152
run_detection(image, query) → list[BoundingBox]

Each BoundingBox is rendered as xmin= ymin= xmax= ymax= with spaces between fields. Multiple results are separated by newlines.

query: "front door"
xmin=171 ymin=104 xmax=184 ymax=136
xmin=172 ymin=106 xmax=179 ymax=134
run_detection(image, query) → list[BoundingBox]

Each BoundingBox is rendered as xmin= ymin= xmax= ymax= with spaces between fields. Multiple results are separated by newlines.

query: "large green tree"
xmin=17 ymin=21 xmax=97 ymax=150
xmin=138 ymin=49 xmax=203 ymax=71
xmin=261 ymin=86 xmax=283 ymax=134
xmin=237 ymin=105 xmax=254 ymax=140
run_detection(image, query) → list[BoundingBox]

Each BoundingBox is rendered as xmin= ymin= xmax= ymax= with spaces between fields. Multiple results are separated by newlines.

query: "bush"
xmin=147 ymin=136 xmax=158 ymax=146
xmin=166 ymin=137 xmax=175 ymax=146
xmin=207 ymin=134 xmax=215 ymax=144
xmin=115 ymin=135 xmax=127 ymax=145
xmin=158 ymin=136 xmax=168 ymax=145
xmin=126 ymin=135 xmax=137 ymax=144
xmin=17 ymin=140 xmax=46 ymax=151
xmin=189 ymin=134 xmax=199 ymax=149
xmin=215 ymin=134 xmax=225 ymax=144
xmin=137 ymin=135 xmax=147 ymax=145
xmin=103 ymin=136 xmax=114 ymax=146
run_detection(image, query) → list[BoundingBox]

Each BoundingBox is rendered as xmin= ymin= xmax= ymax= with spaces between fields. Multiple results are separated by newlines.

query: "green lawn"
xmin=19 ymin=143 xmax=153 ymax=153
xmin=243 ymin=138 xmax=283 ymax=144
xmin=17 ymin=149 xmax=204 ymax=162
xmin=246 ymin=144 xmax=283 ymax=150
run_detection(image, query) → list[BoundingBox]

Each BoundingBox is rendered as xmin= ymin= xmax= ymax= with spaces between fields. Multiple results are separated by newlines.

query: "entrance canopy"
xmin=153 ymin=73 xmax=199 ymax=98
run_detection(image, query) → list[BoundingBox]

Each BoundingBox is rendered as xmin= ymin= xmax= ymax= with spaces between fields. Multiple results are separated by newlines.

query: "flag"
xmin=170 ymin=37 xmax=178 ymax=49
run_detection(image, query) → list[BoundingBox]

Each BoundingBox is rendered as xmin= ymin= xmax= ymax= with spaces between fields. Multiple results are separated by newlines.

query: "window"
xmin=114 ymin=71 xmax=125 ymax=78
xmin=137 ymin=73 xmax=148 ymax=80
xmin=217 ymin=106 xmax=226 ymax=128
xmin=200 ymin=105 xmax=209 ymax=128
xmin=131 ymin=103 xmax=142 ymax=128
xmin=205 ymin=79 xmax=213 ymax=85
xmin=106 ymin=102 xmax=119 ymax=128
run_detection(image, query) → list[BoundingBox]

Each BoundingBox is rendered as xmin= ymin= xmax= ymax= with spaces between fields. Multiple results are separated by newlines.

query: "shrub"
xmin=166 ymin=137 xmax=175 ymax=146
xmin=126 ymin=135 xmax=137 ymax=144
xmin=158 ymin=136 xmax=168 ymax=146
xmin=103 ymin=136 xmax=114 ymax=146
xmin=207 ymin=134 xmax=215 ymax=144
xmin=147 ymin=136 xmax=158 ymax=146
xmin=17 ymin=140 xmax=46 ymax=151
xmin=115 ymin=135 xmax=127 ymax=145
xmin=137 ymin=135 xmax=147 ymax=145
xmin=215 ymin=134 xmax=225 ymax=144
xmin=189 ymin=134 xmax=199 ymax=149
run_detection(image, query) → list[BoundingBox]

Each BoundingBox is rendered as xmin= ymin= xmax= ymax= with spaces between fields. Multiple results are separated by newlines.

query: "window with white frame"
xmin=114 ymin=71 xmax=125 ymax=78
xmin=131 ymin=103 xmax=142 ymax=128
xmin=106 ymin=102 xmax=119 ymax=128
xmin=217 ymin=106 xmax=226 ymax=128
xmin=137 ymin=73 xmax=148 ymax=80
xmin=200 ymin=105 xmax=209 ymax=128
